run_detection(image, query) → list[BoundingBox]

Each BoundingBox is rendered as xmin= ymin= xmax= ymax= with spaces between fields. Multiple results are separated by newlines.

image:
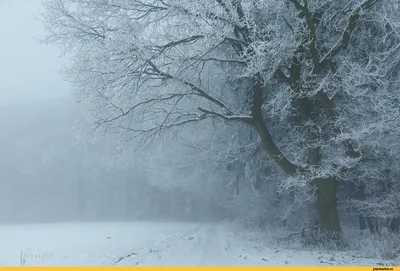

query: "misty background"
xmin=0 ymin=0 xmax=235 ymax=224
xmin=0 ymin=0 xmax=70 ymax=105
xmin=0 ymin=97 xmax=234 ymax=223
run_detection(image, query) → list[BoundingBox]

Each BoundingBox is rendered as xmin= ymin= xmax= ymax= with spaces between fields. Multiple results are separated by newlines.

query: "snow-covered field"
xmin=0 ymin=222 xmax=396 ymax=266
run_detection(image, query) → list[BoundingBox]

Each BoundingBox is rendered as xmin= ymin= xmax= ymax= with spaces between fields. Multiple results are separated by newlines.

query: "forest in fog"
xmin=1 ymin=1 xmax=400 ymax=263
xmin=0 ymin=100 xmax=234 ymax=223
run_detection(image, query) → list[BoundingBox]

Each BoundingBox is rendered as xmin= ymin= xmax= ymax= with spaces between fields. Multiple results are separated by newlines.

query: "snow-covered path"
xmin=114 ymin=223 xmax=246 ymax=266
xmin=0 ymin=222 xmax=396 ymax=266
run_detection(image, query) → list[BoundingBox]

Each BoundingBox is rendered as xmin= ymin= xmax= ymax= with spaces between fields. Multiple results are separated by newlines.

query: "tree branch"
xmin=251 ymin=73 xmax=302 ymax=176
xmin=97 ymin=93 xmax=188 ymax=125
xmin=320 ymin=0 xmax=380 ymax=68
xmin=146 ymin=60 xmax=234 ymax=115
xmin=197 ymin=107 xmax=253 ymax=123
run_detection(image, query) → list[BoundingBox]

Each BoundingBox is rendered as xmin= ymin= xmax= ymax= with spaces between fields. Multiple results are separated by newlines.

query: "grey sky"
xmin=0 ymin=0 xmax=70 ymax=105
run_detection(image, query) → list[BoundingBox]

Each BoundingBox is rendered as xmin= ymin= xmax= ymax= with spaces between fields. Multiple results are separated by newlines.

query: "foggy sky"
xmin=0 ymin=0 xmax=70 ymax=105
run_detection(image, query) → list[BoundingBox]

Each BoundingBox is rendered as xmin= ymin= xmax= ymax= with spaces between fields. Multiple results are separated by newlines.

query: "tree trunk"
xmin=380 ymin=177 xmax=400 ymax=234
xmin=355 ymin=182 xmax=368 ymax=231
xmin=366 ymin=217 xmax=378 ymax=234
xmin=389 ymin=218 xmax=400 ymax=233
xmin=359 ymin=215 xmax=367 ymax=230
xmin=315 ymin=177 xmax=341 ymax=234
xmin=251 ymin=74 xmax=342 ymax=236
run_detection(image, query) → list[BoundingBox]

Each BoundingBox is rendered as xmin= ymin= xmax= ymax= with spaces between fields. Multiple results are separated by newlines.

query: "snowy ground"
xmin=0 ymin=221 xmax=397 ymax=266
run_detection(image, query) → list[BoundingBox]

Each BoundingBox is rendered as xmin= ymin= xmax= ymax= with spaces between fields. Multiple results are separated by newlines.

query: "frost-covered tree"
xmin=41 ymin=0 xmax=400 ymax=235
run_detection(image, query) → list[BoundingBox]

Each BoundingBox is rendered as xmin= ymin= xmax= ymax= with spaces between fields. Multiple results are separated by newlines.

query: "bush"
xmin=350 ymin=231 xmax=400 ymax=260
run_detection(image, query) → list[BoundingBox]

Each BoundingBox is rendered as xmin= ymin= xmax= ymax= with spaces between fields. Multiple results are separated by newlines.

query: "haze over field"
xmin=0 ymin=0 xmax=399 ymax=266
